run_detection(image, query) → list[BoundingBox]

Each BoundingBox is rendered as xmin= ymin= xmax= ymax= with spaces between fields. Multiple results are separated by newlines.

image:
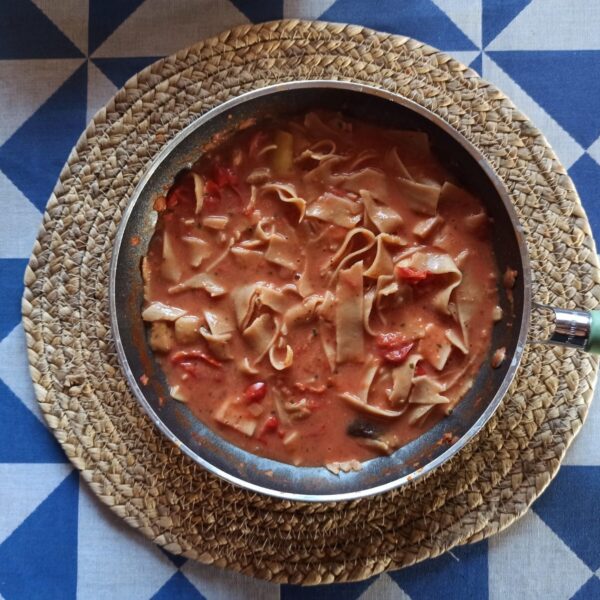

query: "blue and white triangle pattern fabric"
xmin=1 ymin=1 xmax=600 ymax=598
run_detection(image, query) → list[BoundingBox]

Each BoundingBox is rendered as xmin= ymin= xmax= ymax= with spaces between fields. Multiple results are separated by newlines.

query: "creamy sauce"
xmin=142 ymin=111 xmax=499 ymax=467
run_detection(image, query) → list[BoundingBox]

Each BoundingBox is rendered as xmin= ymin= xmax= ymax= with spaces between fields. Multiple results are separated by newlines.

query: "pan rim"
xmin=109 ymin=79 xmax=532 ymax=502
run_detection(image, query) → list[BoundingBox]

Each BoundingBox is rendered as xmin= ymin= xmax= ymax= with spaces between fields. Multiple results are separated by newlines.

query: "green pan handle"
xmin=587 ymin=311 xmax=600 ymax=354
xmin=535 ymin=305 xmax=600 ymax=354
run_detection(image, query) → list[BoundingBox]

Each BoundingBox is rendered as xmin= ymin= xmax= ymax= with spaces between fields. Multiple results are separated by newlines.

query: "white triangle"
xmin=0 ymin=59 xmax=83 ymax=146
xmin=564 ymin=377 xmax=600 ymax=465
xmin=283 ymin=0 xmax=338 ymax=19
xmin=488 ymin=510 xmax=592 ymax=600
xmin=488 ymin=0 xmax=600 ymax=50
xmin=586 ymin=137 xmax=600 ymax=168
xmin=0 ymin=169 xmax=42 ymax=259
xmin=31 ymin=0 xmax=88 ymax=54
xmin=93 ymin=0 xmax=250 ymax=58
xmin=87 ymin=62 xmax=119 ymax=124
xmin=358 ymin=573 xmax=411 ymax=600
xmin=0 ymin=325 xmax=45 ymax=424
xmin=432 ymin=0 xmax=481 ymax=48
xmin=181 ymin=559 xmax=280 ymax=600
xmin=450 ymin=51 xmax=479 ymax=71
xmin=483 ymin=54 xmax=584 ymax=170
xmin=77 ymin=484 xmax=177 ymax=600
xmin=0 ymin=463 xmax=72 ymax=544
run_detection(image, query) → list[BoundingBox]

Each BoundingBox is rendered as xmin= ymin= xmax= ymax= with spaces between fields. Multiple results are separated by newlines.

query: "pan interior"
xmin=110 ymin=82 xmax=529 ymax=501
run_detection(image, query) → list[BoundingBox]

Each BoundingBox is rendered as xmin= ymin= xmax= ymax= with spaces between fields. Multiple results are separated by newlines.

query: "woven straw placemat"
xmin=22 ymin=20 xmax=600 ymax=585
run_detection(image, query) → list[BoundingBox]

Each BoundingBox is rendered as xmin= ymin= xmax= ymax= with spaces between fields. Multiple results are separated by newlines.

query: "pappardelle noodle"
xmin=141 ymin=110 xmax=502 ymax=471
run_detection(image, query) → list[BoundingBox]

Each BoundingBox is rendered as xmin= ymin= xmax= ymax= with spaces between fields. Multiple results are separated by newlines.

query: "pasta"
xmin=141 ymin=110 xmax=500 ymax=467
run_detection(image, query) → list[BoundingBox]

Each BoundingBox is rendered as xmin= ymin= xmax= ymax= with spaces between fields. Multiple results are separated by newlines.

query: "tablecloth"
xmin=1 ymin=1 xmax=600 ymax=598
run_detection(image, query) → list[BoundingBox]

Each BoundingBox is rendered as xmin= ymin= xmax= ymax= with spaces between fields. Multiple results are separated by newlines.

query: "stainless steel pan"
xmin=109 ymin=81 xmax=600 ymax=502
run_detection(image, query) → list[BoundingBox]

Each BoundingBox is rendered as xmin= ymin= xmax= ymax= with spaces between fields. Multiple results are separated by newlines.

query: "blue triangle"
xmin=0 ymin=0 xmax=83 ymax=59
xmin=152 ymin=572 xmax=207 ymax=600
xmin=160 ymin=547 xmax=188 ymax=569
xmin=0 ymin=63 xmax=87 ymax=213
xmin=569 ymin=153 xmax=600 ymax=237
xmin=488 ymin=50 xmax=600 ymax=148
xmin=470 ymin=52 xmax=483 ymax=75
xmin=482 ymin=0 xmax=532 ymax=47
xmin=321 ymin=0 xmax=477 ymax=50
xmin=89 ymin=0 xmax=146 ymax=54
xmin=229 ymin=0 xmax=283 ymax=22
xmin=0 ymin=378 xmax=67 ymax=463
xmin=0 ymin=471 xmax=78 ymax=599
xmin=533 ymin=466 xmax=600 ymax=571
xmin=0 ymin=259 xmax=28 ymax=340
xmin=282 ymin=576 xmax=374 ymax=600
xmin=390 ymin=540 xmax=488 ymax=599
xmin=572 ymin=576 xmax=600 ymax=600
xmin=93 ymin=57 xmax=161 ymax=89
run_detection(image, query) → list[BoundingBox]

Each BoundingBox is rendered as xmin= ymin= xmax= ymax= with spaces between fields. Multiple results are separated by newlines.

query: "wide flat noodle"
xmin=384 ymin=146 xmax=413 ymax=180
xmin=324 ymin=227 xmax=376 ymax=282
xmin=269 ymin=340 xmax=294 ymax=370
xmin=395 ymin=177 xmax=440 ymax=216
xmin=161 ymin=230 xmax=182 ymax=283
xmin=409 ymin=378 xmax=449 ymax=405
xmin=388 ymin=353 xmax=422 ymax=406
xmin=335 ymin=261 xmax=364 ymax=363
xmin=265 ymin=233 xmax=303 ymax=271
xmin=341 ymin=392 xmax=405 ymax=419
xmin=205 ymin=309 xmax=234 ymax=336
xmin=319 ymin=321 xmax=336 ymax=372
xmin=333 ymin=167 xmax=388 ymax=199
xmin=231 ymin=284 xmax=260 ymax=329
xmin=243 ymin=313 xmax=278 ymax=362
xmin=168 ymin=273 xmax=225 ymax=297
xmin=364 ymin=233 xmax=406 ymax=279
xmin=259 ymin=284 xmax=299 ymax=314
xmin=295 ymin=139 xmax=337 ymax=163
xmin=142 ymin=302 xmax=186 ymax=322
xmin=361 ymin=190 xmax=403 ymax=234
xmin=413 ymin=215 xmax=444 ymax=240
xmin=396 ymin=251 xmax=462 ymax=314
xmin=182 ymin=236 xmax=211 ymax=267
xmin=261 ymin=182 xmax=306 ymax=222
xmin=363 ymin=287 xmax=377 ymax=335
xmin=305 ymin=192 xmax=362 ymax=228
xmin=364 ymin=235 xmax=394 ymax=279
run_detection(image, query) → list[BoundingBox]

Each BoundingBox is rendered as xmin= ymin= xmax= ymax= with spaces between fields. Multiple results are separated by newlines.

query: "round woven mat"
xmin=22 ymin=20 xmax=600 ymax=585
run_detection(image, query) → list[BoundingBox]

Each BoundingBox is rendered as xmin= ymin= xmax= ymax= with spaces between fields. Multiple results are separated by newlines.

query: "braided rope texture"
xmin=21 ymin=20 xmax=600 ymax=585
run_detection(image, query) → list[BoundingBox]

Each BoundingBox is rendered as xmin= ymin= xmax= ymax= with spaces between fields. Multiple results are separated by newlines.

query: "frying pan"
xmin=109 ymin=81 xmax=600 ymax=502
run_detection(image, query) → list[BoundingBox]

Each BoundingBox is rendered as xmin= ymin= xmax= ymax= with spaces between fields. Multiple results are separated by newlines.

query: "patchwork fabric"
xmin=1 ymin=1 xmax=599 ymax=598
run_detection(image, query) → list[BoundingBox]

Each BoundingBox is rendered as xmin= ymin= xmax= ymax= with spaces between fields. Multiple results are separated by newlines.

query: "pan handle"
xmin=531 ymin=304 xmax=600 ymax=354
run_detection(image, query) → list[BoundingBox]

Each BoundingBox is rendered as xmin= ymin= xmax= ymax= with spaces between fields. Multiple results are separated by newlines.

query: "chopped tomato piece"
xmin=243 ymin=381 xmax=268 ymax=403
xmin=204 ymin=180 xmax=220 ymax=196
xmin=171 ymin=349 xmax=222 ymax=369
xmin=383 ymin=342 xmax=414 ymax=364
xmin=214 ymin=165 xmax=238 ymax=188
xmin=258 ymin=415 xmax=279 ymax=438
xmin=376 ymin=332 xmax=406 ymax=348
xmin=395 ymin=266 xmax=430 ymax=284
xmin=153 ymin=196 xmax=167 ymax=212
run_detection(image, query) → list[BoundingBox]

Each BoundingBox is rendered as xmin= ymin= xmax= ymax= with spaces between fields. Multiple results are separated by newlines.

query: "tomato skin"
xmin=376 ymin=332 xmax=406 ymax=348
xmin=395 ymin=266 xmax=429 ymax=284
xmin=243 ymin=382 xmax=267 ymax=403
xmin=382 ymin=343 xmax=415 ymax=364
